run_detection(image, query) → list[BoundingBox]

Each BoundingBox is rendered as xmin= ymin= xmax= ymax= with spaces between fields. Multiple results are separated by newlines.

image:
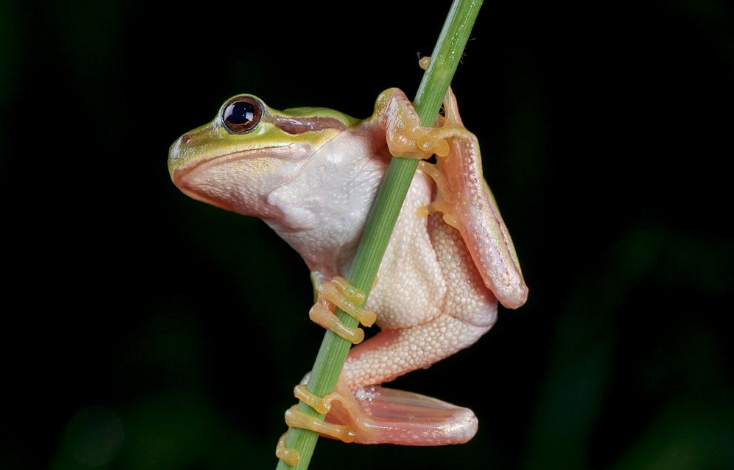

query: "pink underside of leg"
xmin=325 ymin=376 xmax=478 ymax=446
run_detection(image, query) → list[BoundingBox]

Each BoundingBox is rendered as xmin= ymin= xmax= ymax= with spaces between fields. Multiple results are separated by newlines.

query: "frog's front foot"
xmin=309 ymin=276 xmax=376 ymax=344
xmin=374 ymin=87 xmax=473 ymax=161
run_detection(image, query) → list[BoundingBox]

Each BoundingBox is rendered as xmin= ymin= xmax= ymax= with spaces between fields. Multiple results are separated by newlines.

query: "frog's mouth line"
xmin=172 ymin=145 xmax=293 ymax=187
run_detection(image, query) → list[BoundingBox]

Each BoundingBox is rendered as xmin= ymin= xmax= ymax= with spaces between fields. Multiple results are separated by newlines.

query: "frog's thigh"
xmin=428 ymin=213 xmax=500 ymax=328
xmin=343 ymin=314 xmax=491 ymax=389
xmin=343 ymin=214 xmax=500 ymax=389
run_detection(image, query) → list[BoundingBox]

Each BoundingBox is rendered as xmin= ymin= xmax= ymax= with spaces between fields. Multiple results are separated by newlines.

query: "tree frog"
xmin=168 ymin=81 xmax=528 ymax=461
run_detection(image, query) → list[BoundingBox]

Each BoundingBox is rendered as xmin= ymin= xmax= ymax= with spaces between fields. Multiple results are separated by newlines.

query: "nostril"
xmin=182 ymin=134 xmax=192 ymax=144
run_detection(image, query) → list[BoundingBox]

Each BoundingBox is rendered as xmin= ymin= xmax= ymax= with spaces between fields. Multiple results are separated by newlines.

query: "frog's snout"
xmin=167 ymin=137 xmax=184 ymax=182
xmin=168 ymin=130 xmax=205 ymax=183
xmin=167 ymin=134 xmax=200 ymax=185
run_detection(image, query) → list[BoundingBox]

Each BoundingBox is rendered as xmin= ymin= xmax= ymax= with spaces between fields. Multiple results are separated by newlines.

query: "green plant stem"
xmin=275 ymin=1 xmax=483 ymax=468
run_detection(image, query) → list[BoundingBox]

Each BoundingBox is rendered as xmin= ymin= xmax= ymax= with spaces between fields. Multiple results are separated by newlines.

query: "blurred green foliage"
xmin=2 ymin=0 xmax=732 ymax=469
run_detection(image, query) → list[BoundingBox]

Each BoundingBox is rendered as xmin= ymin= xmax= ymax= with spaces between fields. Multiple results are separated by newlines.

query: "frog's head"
xmin=168 ymin=94 xmax=358 ymax=217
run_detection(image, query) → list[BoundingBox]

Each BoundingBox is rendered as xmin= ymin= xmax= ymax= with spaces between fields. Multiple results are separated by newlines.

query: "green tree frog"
xmin=168 ymin=82 xmax=528 ymax=459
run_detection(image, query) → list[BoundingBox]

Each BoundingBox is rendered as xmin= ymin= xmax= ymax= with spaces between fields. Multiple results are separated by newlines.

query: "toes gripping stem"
xmin=309 ymin=276 xmax=376 ymax=344
xmin=276 ymin=385 xmax=355 ymax=466
xmin=277 ymin=277 xmax=369 ymax=465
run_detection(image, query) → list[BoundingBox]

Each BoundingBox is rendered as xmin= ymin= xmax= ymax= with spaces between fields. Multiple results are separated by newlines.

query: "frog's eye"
xmin=222 ymin=96 xmax=263 ymax=134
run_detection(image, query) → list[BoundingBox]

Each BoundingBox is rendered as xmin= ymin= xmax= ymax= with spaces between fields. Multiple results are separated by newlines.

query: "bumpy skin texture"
xmin=342 ymin=179 xmax=498 ymax=389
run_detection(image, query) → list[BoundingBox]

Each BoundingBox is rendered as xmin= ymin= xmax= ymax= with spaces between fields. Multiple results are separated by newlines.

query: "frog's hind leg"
xmin=320 ymin=211 xmax=501 ymax=446
xmin=333 ymin=319 xmax=492 ymax=445
xmin=420 ymin=86 xmax=529 ymax=309
xmin=324 ymin=333 xmax=484 ymax=446
xmin=374 ymin=77 xmax=527 ymax=311
xmin=278 ymin=304 xmax=492 ymax=449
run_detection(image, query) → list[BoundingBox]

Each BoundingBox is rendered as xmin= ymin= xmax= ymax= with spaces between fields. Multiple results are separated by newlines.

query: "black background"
xmin=2 ymin=0 xmax=733 ymax=469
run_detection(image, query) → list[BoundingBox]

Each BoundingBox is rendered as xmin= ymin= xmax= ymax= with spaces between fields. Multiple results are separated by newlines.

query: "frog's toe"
xmin=326 ymin=378 xmax=478 ymax=445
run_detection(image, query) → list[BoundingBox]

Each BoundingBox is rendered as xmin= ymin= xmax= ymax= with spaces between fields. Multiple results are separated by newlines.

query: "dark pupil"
xmin=227 ymin=101 xmax=255 ymax=124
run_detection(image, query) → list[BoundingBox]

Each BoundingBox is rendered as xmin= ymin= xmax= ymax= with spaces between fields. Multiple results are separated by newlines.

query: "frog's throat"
xmin=172 ymin=145 xmax=300 ymax=213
